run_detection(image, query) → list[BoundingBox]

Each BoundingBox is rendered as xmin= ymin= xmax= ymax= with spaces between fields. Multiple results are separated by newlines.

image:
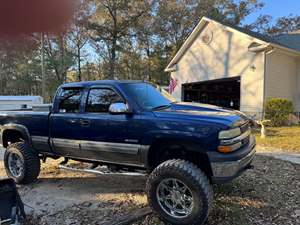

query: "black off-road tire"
xmin=4 ymin=142 xmax=41 ymax=184
xmin=146 ymin=159 xmax=213 ymax=225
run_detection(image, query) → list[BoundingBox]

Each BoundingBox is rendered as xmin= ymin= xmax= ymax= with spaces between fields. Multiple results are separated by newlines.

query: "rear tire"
xmin=146 ymin=159 xmax=213 ymax=225
xmin=4 ymin=142 xmax=41 ymax=184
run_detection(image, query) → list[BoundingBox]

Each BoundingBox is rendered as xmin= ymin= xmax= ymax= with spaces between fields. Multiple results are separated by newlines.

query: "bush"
xmin=265 ymin=98 xmax=294 ymax=127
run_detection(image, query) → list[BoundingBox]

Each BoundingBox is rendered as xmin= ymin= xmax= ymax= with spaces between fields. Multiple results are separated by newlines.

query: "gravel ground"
xmin=137 ymin=155 xmax=300 ymax=225
xmin=256 ymin=146 xmax=300 ymax=165
xmin=0 ymin=147 xmax=299 ymax=225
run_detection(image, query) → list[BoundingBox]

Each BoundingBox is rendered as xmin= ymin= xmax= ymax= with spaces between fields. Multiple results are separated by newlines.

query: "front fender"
xmin=143 ymin=128 xmax=219 ymax=153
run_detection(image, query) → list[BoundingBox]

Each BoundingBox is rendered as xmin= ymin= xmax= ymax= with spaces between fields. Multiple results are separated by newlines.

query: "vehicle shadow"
xmin=30 ymin=175 xmax=147 ymax=194
xmin=18 ymin=175 xmax=148 ymax=217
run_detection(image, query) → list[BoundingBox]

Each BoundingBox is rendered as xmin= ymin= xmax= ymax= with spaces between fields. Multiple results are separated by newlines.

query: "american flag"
xmin=168 ymin=77 xmax=178 ymax=94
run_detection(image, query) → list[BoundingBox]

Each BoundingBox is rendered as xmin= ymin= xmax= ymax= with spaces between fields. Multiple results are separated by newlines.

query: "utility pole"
xmin=41 ymin=33 xmax=46 ymax=102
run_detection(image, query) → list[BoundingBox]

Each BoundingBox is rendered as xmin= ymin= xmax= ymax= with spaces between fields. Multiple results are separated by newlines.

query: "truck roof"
xmin=61 ymin=80 xmax=144 ymax=88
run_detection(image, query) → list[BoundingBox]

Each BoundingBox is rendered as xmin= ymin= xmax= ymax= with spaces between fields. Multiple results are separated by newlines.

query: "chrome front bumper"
xmin=210 ymin=135 xmax=256 ymax=183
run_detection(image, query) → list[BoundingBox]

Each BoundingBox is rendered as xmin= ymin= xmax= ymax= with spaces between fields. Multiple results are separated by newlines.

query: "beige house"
xmin=165 ymin=17 xmax=300 ymax=119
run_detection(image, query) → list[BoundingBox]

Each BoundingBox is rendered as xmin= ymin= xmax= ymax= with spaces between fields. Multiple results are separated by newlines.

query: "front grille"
xmin=241 ymin=135 xmax=250 ymax=146
xmin=240 ymin=122 xmax=251 ymax=147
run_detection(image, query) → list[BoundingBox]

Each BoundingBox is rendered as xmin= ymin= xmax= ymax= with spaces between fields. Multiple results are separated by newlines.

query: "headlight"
xmin=218 ymin=127 xmax=241 ymax=139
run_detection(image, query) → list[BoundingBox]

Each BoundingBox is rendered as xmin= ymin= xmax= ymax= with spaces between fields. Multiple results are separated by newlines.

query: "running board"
xmin=0 ymin=219 xmax=11 ymax=223
xmin=58 ymin=164 xmax=146 ymax=177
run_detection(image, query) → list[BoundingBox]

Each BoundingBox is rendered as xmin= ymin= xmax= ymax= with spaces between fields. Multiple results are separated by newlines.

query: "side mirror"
xmin=109 ymin=103 xmax=130 ymax=115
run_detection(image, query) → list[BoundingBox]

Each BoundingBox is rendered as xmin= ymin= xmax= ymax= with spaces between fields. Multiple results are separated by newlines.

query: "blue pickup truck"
xmin=0 ymin=80 xmax=255 ymax=225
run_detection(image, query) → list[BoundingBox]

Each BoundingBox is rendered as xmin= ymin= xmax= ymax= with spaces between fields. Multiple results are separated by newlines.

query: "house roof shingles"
xmin=212 ymin=18 xmax=300 ymax=53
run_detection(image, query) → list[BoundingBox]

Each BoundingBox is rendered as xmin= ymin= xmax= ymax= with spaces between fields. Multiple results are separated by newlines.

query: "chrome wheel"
xmin=156 ymin=178 xmax=194 ymax=218
xmin=7 ymin=153 xmax=24 ymax=178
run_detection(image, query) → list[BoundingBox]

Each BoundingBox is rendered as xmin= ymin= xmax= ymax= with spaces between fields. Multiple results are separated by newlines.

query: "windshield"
xmin=123 ymin=83 xmax=176 ymax=110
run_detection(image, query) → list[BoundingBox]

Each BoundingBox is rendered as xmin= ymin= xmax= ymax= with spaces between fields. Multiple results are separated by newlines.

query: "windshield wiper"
xmin=152 ymin=104 xmax=171 ymax=110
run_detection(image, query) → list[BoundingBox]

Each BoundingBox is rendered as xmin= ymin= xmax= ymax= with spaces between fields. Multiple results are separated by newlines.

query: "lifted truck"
xmin=0 ymin=80 xmax=255 ymax=225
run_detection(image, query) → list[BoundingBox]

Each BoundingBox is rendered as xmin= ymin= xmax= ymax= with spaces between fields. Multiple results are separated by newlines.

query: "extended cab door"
xmin=49 ymin=87 xmax=84 ymax=157
xmin=78 ymin=86 xmax=143 ymax=166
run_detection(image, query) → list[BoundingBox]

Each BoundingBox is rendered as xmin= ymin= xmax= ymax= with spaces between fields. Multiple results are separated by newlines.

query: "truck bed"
xmin=0 ymin=111 xmax=50 ymax=139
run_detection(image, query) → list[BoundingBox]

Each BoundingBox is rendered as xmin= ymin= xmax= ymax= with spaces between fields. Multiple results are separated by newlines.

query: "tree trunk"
xmin=110 ymin=38 xmax=117 ymax=80
xmin=110 ymin=1 xmax=117 ymax=80
xmin=146 ymin=38 xmax=151 ymax=81
xmin=60 ymin=35 xmax=67 ymax=83
xmin=77 ymin=44 xmax=82 ymax=81
xmin=0 ymin=69 xmax=3 ymax=95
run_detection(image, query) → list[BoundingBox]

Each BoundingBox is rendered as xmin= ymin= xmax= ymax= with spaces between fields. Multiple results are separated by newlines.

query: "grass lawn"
xmin=254 ymin=126 xmax=300 ymax=153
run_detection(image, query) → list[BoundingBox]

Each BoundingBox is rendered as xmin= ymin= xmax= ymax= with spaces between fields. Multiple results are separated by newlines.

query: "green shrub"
xmin=265 ymin=98 xmax=294 ymax=127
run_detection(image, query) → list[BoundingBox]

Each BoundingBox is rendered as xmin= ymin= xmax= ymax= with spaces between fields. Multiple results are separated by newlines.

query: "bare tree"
xmin=246 ymin=14 xmax=300 ymax=35
xmin=68 ymin=0 xmax=91 ymax=81
xmin=89 ymin=0 xmax=148 ymax=79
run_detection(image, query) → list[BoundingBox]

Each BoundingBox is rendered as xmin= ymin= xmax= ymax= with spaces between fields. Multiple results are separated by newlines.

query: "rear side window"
xmin=58 ymin=88 xmax=82 ymax=113
xmin=86 ymin=88 xmax=124 ymax=113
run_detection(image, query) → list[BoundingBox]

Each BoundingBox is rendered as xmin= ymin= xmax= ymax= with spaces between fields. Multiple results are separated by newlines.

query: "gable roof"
xmin=165 ymin=17 xmax=300 ymax=71
xmin=274 ymin=33 xmax=300 ymax=52
xmin=218 ymin=19 xmax=300 ymax=52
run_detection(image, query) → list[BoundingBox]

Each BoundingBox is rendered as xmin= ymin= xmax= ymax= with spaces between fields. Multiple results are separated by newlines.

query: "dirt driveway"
xmin=0 ymin=147 xmax=299 ymax=225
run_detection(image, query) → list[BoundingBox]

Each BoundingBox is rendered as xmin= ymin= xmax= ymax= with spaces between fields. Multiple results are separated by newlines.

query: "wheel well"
xmin=2 ymin=130 xmax=26 ymax=148
xmin=148 ymin=139 xmax=213 ymax=177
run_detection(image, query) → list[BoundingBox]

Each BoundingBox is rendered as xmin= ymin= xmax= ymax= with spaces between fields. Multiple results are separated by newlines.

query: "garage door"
xmin=182 ymin=77 xmax=240 ymax=110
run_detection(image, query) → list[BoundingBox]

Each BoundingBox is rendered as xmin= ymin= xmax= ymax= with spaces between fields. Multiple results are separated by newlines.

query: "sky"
xmin=244 ymin=0 xmax=300 ymax=25
xmin=85 ymin=0 xmax=300 ymax=63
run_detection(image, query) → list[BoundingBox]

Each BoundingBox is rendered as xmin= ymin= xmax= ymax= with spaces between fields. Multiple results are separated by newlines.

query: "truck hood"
xmin=153 ymin=102 xmax=248 ymax=127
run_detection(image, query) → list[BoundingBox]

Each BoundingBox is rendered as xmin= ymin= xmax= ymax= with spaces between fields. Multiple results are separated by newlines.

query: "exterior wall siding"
xmin=265 ymin=50 xmax=299 ymax=111
xmin=170 ymin=22 xmax=265 ymax=118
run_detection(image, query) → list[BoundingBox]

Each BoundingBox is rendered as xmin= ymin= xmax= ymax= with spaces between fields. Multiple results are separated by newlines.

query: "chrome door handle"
xmin=80 ymin=120 xmax=91 ymax=126
xmin=67 ymin=119 xmax=77 ymax=124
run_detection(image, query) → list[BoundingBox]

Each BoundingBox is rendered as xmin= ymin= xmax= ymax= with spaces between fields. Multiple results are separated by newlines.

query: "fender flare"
xmin=0 ymin=124 xmax=32 ymax=147
xmin=142 ymin=132 xmax=210 ymax=168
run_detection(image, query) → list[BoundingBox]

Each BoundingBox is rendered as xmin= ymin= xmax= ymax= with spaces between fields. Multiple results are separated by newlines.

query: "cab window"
xmin=86 ymin=88 xmax=124 ymax=113
xmin=58 ymin=88 xmax=82 ymax=113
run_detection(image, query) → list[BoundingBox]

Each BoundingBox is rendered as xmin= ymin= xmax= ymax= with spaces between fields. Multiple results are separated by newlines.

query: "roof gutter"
xmin=248 ymin=42 xmax=300 ymax=56
xmin=270 ymin=43 xmax=300 ymax=56
xmin=248 ymin=43 xmax=273 ymax=53
xmin=165 ymin=64 xmax=178 ymax=72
